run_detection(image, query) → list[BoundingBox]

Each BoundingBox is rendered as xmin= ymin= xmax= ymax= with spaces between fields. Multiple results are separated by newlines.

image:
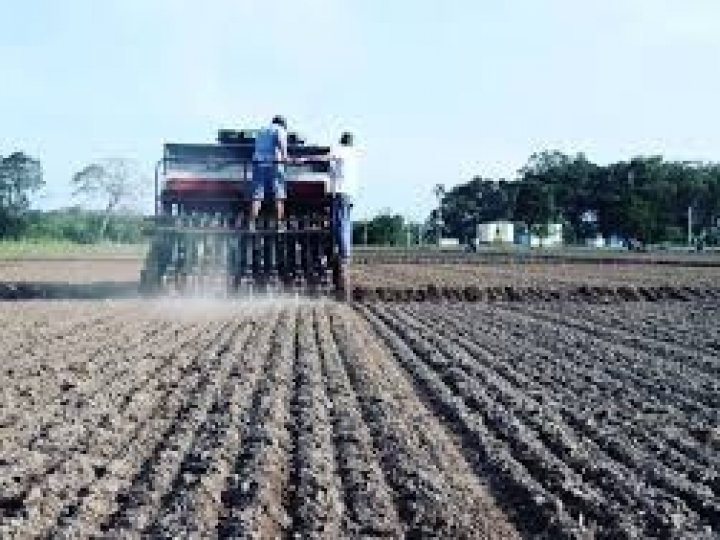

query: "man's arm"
xmin=276 ymin=128 xmax=288 ymax=162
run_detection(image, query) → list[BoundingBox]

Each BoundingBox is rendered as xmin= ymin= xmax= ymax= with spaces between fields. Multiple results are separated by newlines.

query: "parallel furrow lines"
xmin=419 ymin=304 xmax=720 ymax=518
xmin=314 ymin=304 xmax=402 ymax=538
xmin=382 ymin=303 xmax=719 ymax=537
xmin=1 ymin=323 xmax=220 ymax=539
xmin=379 ymin=303 xmax=719 ymax=537
xmin=331 ymin=304 xmax=520 ymax=539
xmin=6 ymin=321 xmax=174 ymax=453
xmin=503 ymin=304 xmax=720 ymax=376
xmin=89 ymin=321 xmax=243 ymax=536
xmin=406 ymin=303 xmax=720 ymax=490
xmin=358 ymin=303 xmax=588 ymax=539
xmin=217 ymin=308 xmax=295 ymax=538
xmin=6 ymin=322 xmax=229 ymax=539
xmin=146 ymin=311 xmax=278 ymax=538
xmin=289 ymin=304 xmax=345 ymax=537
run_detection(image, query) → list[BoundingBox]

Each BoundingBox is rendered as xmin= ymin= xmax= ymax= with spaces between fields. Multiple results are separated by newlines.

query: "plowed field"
xmin=2 ymin=258 xmax=720 ymax=301
xmin=2 ymin=297 xmax=719 ymax=538
xmin=2 ymin=253 xmax=719 ymax=538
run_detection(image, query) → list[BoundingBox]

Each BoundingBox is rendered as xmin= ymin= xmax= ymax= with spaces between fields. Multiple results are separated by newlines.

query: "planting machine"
xmin=140 ymin=128 xmax=349 ymax=299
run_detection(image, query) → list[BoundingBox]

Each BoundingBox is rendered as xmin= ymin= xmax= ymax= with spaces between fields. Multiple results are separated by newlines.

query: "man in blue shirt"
xmin=248 ymin=115 xmax=288 ymax=228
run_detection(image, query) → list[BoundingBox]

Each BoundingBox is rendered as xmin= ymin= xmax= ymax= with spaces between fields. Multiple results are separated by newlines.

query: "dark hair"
xmin=272 ymin=115 xmax=287 ymax=129
xmin=340 ymin=131 xmax=354 ymax=146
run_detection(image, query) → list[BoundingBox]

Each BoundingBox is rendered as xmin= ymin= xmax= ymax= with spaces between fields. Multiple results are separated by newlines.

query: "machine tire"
xmin=332 ymin=257 xmax=350 ymax=302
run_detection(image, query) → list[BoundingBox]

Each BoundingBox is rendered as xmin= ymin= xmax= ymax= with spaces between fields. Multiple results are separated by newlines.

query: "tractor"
xmin=139 ymin=128 xmax=349 ymax=300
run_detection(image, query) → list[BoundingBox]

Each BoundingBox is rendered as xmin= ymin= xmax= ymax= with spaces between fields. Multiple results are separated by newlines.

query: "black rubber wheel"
xmin=332 ymin=257 xmax=350 ymax=301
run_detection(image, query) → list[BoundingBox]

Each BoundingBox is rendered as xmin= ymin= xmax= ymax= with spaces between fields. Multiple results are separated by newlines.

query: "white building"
xmin=476 ymin=221 xmax=515 ymax=244
xmin=529 ymin=223 xmax=563 ymax=247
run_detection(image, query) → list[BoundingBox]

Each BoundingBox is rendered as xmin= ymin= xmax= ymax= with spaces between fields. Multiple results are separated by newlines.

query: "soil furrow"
xmin=1 ymin=322 xmax=222 ymax=539
xmin=331 ymin=304 xmax=521 ymax=539
xmin=16 ymin=322 xmax=231 ymax=539
xmin=285 ymin=304 xmax=345 ymax=538
xmin=355 ymin=302 xmax=579 ymax=538
xmin=147 ymin=310 xmax=279 ymax=538
xmin=92 ymin=321 xmax=242 ymax=535
xmin=387 ymin=303 xmax=717 ymax=537
xmin=405 ymin=302 xmax=720 ymax=487
xmin=313 ymin=304 xmax=403 ymax=538
xmin=217 ymin=307 xmax=296 ymax=538
xmin=504 ymin=303 xmax=720 ymax=377
xmin=5 ymin=321 xmax=176 ymax=454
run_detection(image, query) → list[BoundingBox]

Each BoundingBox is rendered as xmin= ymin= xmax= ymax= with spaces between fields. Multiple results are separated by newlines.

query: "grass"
xmin=0 ymin=239 xmax=148 ymax=259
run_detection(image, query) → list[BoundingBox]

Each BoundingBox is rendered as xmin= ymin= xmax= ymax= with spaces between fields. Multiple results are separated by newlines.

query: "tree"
xmin=72 ymin=158 xmax=147 ymax=240
xmin=0 ymin=152 xmax=44 ymax=238
xmin=352 ymin=211 xmax=405 ymax=246
xmin=513 ymin=180 xmax=554 ymax=236
xmin=426 ymin=177 xmax=515 ymax=242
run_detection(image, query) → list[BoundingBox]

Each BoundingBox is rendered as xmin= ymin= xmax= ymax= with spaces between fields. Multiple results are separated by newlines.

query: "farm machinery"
xmin=139 ymin=128 xmax=349 ymax=299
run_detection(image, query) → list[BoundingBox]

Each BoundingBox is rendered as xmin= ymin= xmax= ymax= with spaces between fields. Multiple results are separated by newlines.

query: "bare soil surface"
xmin=1 ymin=258 xmax=719 ymax=302
xmin=349 ymin=263 xmax=720 ymax=302
xmin=2 ymin=258 xmax=719 ymax=537
xmin=361 ymin=300 xmax=720 ymax=538
xmin=0 ymin=299 xmax=519 ymax=539
xmin=350 ymin=261 xmax=720 ymax=288
xmin=0 ymin=259 xmax=141 ymax=283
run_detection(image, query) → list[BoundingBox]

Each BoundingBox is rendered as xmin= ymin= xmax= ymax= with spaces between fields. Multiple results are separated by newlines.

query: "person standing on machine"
xmin=328 ymin=131 xmax=359 ymax=263
xmin=247 ymin=115 xmax=288 ymax=229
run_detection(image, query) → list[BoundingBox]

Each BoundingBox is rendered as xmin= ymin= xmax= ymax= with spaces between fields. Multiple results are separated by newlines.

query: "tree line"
xmin=0 ymin=152 xmax=147 ymax=243
xmin=3 ymin=148 xmax=720 ymax=248
xmin=430 ymin=151 xmax=720 ymax=247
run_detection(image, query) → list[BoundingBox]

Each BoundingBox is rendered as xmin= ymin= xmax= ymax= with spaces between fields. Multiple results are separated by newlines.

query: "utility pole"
xmin=363 ymin=222 xmax=368 ymax=246
xmin=687 ymin=205 xmax=693 ymax=247
xmin=434 ymin=184 xmax=445 ymax=247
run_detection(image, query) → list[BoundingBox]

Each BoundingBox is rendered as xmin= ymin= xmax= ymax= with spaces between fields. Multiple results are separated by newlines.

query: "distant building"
xmin=585 ymin=234 xmax=626 ymax=249
xmin=515 ymin=223 xmax=563 ymax=247
xmin=585 ymin=235 xmax=605 ymax=248
xmin=476 ymin=221 xmax=515 ymax=244
xmin=439 ymin=237 xmax=460 ymax=249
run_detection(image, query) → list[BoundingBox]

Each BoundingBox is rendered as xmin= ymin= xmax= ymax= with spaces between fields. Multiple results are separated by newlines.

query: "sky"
xmin=2 ymin=0 xmax=720 ymax=220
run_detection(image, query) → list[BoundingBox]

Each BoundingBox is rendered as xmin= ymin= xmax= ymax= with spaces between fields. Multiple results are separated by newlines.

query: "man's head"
xmin=339 ymin=131 xmax=354 ymax=147
xmin=272 ymin=115 xmax=287 ymax=129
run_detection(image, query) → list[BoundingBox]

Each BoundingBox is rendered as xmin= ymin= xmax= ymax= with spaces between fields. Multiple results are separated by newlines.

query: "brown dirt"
xmin=0 ymin=259 xmax=141 ymax=283
xmin=0 ymin=299 xmax=520 ymax=539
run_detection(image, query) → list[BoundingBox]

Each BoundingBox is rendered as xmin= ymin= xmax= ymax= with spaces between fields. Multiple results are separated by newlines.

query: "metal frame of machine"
xmin=139 ymin=129 xmax=349 ymax=299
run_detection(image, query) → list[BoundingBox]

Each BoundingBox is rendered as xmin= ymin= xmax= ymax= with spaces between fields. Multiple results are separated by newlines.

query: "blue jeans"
xmin=251 ymin=162 xmax=286 ymax=200
xmin=333 ymin=194 xmax=352 ymax=261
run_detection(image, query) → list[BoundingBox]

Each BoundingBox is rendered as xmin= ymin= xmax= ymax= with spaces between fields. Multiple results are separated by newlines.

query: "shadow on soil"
xmin=0 ymin=281 xmax=141 ymax=300
xmin=2 ymin=281 xmax=719 ymax=303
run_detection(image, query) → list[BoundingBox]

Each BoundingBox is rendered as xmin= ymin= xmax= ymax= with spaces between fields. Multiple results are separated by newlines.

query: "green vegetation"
xmin=353 ymin=212 xmax=424 ymax=247
xmin=1 ymin=151 xmax=148 ymax=249
xmin=3 ymin=147 xmax=719 ymax=251
xmin=0 ymin=239 xmax=147 ymax=259
xmin=430 ymin=151 xmax=720 ymax=247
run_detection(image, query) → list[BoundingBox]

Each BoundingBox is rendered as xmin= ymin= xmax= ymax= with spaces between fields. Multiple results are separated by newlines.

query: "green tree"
xmin=513 ymin=180 xmax=554 ymax=236
xmin=352 ymin=211 xmax=405 ymax=246
xmin=0 ymin=152 xmax=44 ymax=238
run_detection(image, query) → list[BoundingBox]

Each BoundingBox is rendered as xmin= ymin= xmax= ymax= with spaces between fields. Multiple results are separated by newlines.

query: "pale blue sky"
xmin=2 ymin=0 xmax=720 ymax=220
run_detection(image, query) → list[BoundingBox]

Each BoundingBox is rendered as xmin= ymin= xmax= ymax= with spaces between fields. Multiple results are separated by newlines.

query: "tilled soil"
xmin=0 ymin=299 xmax=519 ymax=539
xmin=2 ymin=299 xmax=719 ymax=538
xmin=350 ymin=261 xmax=720 ymax=289
xmin=361 ymin=301 xmax=720 ymax=539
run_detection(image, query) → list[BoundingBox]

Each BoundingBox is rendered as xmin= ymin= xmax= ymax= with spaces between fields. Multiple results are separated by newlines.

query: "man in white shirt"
xmin=247 ymin=115 xmax=288 ymax=228
xmin=328 ymin=131 xmax=358 ymax=262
